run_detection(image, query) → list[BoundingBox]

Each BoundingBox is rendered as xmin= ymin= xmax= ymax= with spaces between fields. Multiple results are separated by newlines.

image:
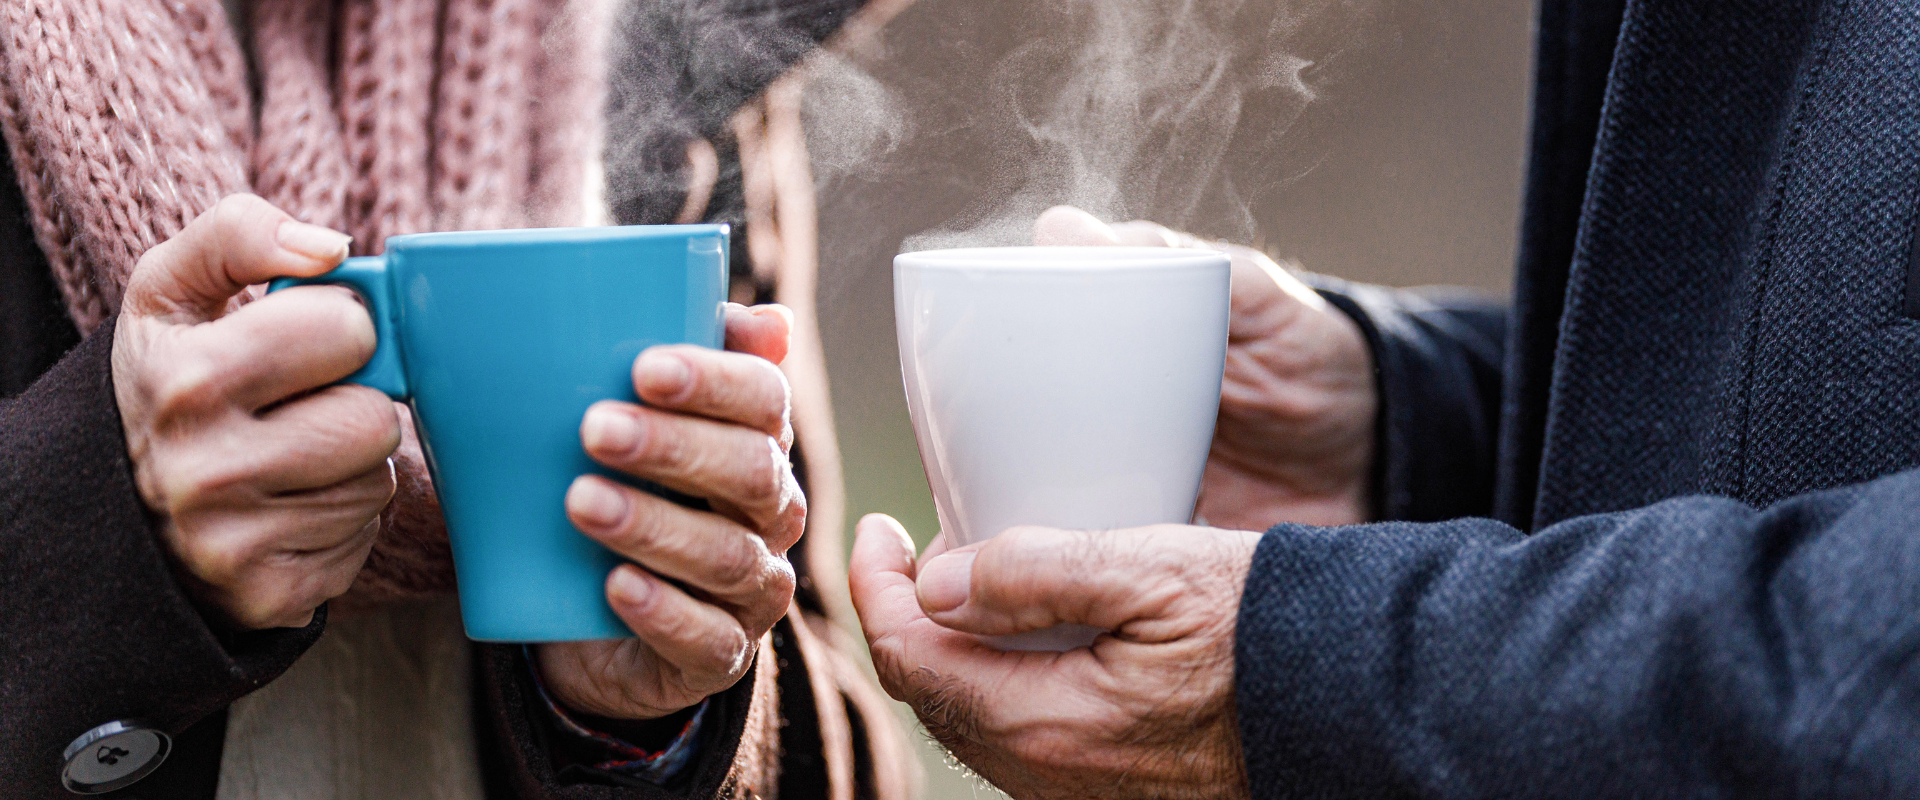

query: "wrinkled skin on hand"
xmin=838 ymin=210 xmax=1374 ymax=796
xmin=1034 ymin=206 xmax=1376 ymax=528
xmin=536 ymin=304 xmax=803 ymax=720
xmin=849 ymin=514 xmax=1258 ymax=800
xmin=114 ymin=193 xmax=400 ymax=630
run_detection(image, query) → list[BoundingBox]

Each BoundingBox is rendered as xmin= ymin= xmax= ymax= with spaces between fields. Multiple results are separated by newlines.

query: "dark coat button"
xmin=61 ymin=721 xmax=170 ymax=794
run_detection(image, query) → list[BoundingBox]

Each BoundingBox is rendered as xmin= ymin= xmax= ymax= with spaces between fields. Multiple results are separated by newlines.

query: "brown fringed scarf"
xmin=0 ymin=0 xmax=610 ymax=600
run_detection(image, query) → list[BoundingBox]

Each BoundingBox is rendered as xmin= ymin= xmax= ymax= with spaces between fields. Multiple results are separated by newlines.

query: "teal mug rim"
xmin=384 ymin=222 xmax=729 ymax=251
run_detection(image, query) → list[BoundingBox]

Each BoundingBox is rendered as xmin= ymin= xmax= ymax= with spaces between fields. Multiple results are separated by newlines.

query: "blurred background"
xmin=803 ymin=0 xmax=1533 ymax=795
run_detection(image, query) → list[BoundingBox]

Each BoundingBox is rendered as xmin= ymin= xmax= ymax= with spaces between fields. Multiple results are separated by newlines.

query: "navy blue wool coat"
xmin=1238 ymin=0 xmax=1920 ymax=796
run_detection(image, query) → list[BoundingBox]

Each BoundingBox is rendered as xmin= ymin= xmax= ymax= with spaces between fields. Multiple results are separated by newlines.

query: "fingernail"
xmin=608 ymin=566 xmax=654 ymax=609
xmin=568 ymin=477 xmax=627 ymax=528
xmin=752 ymin=304 xmax=793 ymax=327
xmin=636 ymin=353 xmax=691 ymax=398
xmin=277 ymin=220 xmax=352 ymax=261
xmin=582 ymin=407 xmax=642 ymax=454
xmin=917 ymin=551 xmax=976 ymax=613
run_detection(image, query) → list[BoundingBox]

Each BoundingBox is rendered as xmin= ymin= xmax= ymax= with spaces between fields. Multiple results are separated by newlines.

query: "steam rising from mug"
xmin=596 ymin=0 xmax=1372 ymax=248
xmin=843 ymin=0 xmax=1372 ymax=253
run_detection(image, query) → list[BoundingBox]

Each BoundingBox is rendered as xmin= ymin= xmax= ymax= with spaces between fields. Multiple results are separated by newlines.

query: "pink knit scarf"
xmin=0 ymin=0 xmax=608 ymax=601
xmin=0 ymin=0 xmax=606 ymax=329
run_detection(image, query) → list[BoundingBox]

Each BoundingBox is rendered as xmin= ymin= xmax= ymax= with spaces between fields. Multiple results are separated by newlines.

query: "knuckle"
xmin=246 ymin=591 xmax=317 ymax=630
xmin=228 ymin=609 xmax=271 ymax=629
xmin=760 ymin=363 xmax=793 ymax=432
xmin=704 ymin=354 xmax=789 ymax=429
xmin=151 ymin=347 xmax=236 ymax=416
xmin=698 ymin=628 xmax=752 ymax=677
xmin=739 ymin=440 xmax=786 ymax=507
xmin=709 ymin=536 xmax=768 ymax=591
xmin=645 ymin=608 xmax=713 ymax=661
xmin=618 ymin=574 xmax=667 ymax=621
xmin=311 ymin=557 xmax=365 ymax=603
xmin=224 ymin=601 xmax=280 ymax=630
xmin=209 ymin=192 xmax=274 ymax=234
xmin=649 ymin=605 xmax=695 ymax=642
xmin=335 ymin=388 xmax=401 ymax=451
xmin=238 ymin=595 xmax=298 ymax=630
xmin=318 ymin=291 xmax=378 ymax=360
xmin=768 ymin=565 xmax=797 ymax=608
xmin=692 ymin=383 xmax=741 ymax=422
xmin=766 ymin=491 xmax=807 ymax=552
xmin=982 ymin=525 xmax=1053 ymax=569
xmin=166 ymin=452 xmax=256 ymax=506
xmin=178 ymin=534 xmax=252 ymax=588
xmin=333 ymin=468 xmax=396 ymax=516
xmin=608 ymin=493 xmax=666 ymax=551
xmin=634 ymin=415 xmax=691 ymax=470
xmin=364 ymin=462 xmax=400 ymax=504
xmin=743 ymin=559 xmax=796 ymax=630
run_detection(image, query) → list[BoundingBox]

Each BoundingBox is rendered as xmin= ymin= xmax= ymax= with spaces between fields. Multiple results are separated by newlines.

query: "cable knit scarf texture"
xmin=0 ymin=0 xmax=609 ymax=601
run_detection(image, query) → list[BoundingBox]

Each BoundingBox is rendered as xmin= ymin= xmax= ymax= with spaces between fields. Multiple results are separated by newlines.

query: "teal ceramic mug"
xmin=269 ymin=224 xmax=729 ymax=642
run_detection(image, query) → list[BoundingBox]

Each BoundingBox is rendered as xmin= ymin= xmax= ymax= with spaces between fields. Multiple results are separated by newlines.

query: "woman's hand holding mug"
xmin=535 ymin=304 xmax=804 ymax=719
xmin=113 ymin=194 xmax=400 ymax=631
xmin=117 ymin=192 xmax=795 ymax=719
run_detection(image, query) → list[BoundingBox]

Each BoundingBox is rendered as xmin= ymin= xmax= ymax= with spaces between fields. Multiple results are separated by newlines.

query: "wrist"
xmin=562 ymin=704 xmax=703 ymax=752
xmin=524 ymin=647 xmax=711 ymax=782
xmin=1198 ymin=457 xmax=1370 ymax=529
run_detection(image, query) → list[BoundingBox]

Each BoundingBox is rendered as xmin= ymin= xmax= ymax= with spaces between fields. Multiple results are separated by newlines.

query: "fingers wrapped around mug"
xmin=566 ymin=475 xmax=796 ymax=634
xmin=848 ymin=514 xmax=1257 ymax=800
xmin=167 ymin=463 xmax=393 ymax=629
xmin=575 ymin=341 xmax=803 ymax=552
xmin=540 ymin=302 xmax=801 ymax=719
xmin=113 ymin=196 xmax=402 ymax=631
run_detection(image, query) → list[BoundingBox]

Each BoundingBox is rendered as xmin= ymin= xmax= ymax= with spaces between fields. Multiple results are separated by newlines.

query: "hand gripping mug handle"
xmin=266 ymin=256 xmax=410 ymax=400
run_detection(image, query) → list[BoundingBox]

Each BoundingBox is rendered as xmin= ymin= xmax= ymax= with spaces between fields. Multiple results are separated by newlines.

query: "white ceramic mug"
xmin=894 ymin=246 xmax=1231 ymax=650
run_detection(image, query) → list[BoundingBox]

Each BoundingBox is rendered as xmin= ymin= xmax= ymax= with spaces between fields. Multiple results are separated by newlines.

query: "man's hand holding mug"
xmin=849 ymin=515 xmax=1257 ymax=800
xmin=849 ymin=207 xmax=1380 ymax=797
xmin=1033 ymin=206 xmax=1377 ymax=530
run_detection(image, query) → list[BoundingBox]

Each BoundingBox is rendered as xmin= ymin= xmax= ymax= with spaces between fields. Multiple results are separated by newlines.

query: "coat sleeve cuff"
xmin=475 ymin=642 xmax=762 ymax=798
xmin=0 ymin=319 xmax=322 ymax=789
xmin=1298 ymin=274 xmax=1508 ymax=522
xmin=523 ymin=646 xmax=710 ymax=783
xmin=1234 ymin=521 xmax=1521 ymax=797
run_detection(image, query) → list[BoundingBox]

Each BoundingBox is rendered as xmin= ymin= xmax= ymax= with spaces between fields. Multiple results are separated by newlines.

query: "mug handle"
xmin=267 ymin=256 xmax=410 ymax=400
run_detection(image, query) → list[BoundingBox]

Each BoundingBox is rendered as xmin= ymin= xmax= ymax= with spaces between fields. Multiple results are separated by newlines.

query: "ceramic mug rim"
xmin=385 ymin=222 xmax=729 ymax=251
xmin=895 ymin=246 xmax=1229 ymax=271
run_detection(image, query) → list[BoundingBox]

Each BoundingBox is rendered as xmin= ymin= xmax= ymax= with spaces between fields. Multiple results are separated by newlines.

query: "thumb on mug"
xmin=123 ymin=194 xmax=351 ymax=322
xmin=915 ymin=525 xmax=1181 ymax=638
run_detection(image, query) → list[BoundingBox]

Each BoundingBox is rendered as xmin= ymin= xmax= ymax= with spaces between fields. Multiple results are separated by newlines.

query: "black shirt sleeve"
xmin=0 ymin=134 xmax=80 ymax=398
xmin=1302 ymin=274 xmax=1509 ymax=523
